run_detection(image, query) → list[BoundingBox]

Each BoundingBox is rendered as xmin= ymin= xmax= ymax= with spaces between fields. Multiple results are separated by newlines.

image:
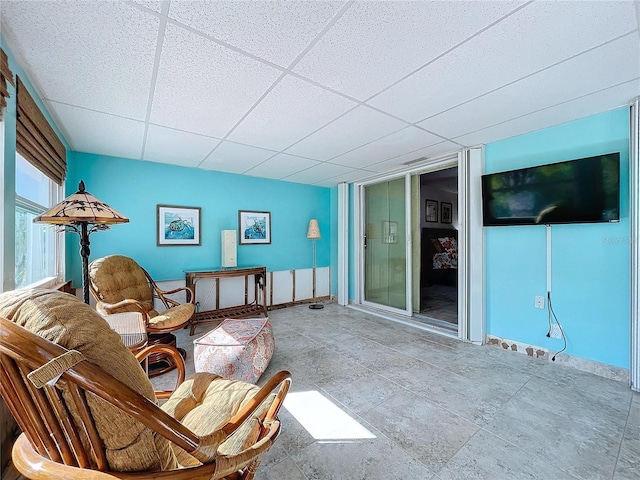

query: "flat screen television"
xmin=482 ymin=152 xmax=620 ymax=226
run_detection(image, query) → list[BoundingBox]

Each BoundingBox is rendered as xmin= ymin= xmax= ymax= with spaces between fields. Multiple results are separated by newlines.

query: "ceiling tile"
xmin=1 ymin=1 xmax=158 ymax=120
xmin=285 ymin=105 xmax=407 ymax=161
xmin=314 ymin=169 xmax=376 ymax=187
xmin=49 ymin=102 xmax=145 ymax=159
xmin=130 ymin=0 xmax=163 ymax=13
xmin=282 ymin=162 xmax=365 ymax=185
xmin=369 ymin=0 xmax=639 ymax=123
xmin=454 ymin=79 xmax=640 ymax=147
xmin=293 ymin=0 xmax=524 ymax=100
xmin=244 ymin=153 xmax=321 ymax=180
xmin=168 ymin=1 xmax=343 ymax=67
xmin=369 ymin=141 xmax=461 ymax=173
xmin=200 ymin=140 xmax=277 ymax=173
xmin=330 ymin=126 xmax=444 ymax=169
xmin=143 ymin=124 xmax=220 ymax=167
xmin=149 ymin=23 xmax=281 ymax=138
xmin=227 ymin=75 xmax=357 ymax=151
xmin=419 ymin=34 xmax=640 ymax=139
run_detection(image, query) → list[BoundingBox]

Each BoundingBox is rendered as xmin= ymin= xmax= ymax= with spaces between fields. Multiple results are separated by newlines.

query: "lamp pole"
xmin=307 ymin=219 xmax=323 ymax=310
xmin=79 ymin=222 xmax=93 ymax=304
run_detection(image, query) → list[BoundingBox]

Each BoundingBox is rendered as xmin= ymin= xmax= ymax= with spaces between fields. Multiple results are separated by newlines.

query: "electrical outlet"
xmin=549 ymin=324 xmax=562 ymax=339
xmin=535 ymin=295 xmax=545 ymax=309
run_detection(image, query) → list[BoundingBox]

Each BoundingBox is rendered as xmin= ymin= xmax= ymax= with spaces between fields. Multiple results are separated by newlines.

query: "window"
xmin=15 ymin=153 xmax=62 ymax=288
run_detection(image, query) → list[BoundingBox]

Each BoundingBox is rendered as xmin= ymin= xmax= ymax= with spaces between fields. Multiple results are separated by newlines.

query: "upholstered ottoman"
xmin=193 ymin=317 xmax=274 ymax=384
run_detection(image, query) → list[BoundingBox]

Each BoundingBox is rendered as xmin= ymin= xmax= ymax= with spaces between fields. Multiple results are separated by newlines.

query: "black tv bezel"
xmin=481 ymin=152 xmax=620 ymax=227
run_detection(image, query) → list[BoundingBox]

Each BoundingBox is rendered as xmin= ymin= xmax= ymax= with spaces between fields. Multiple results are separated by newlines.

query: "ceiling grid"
xmin=1 ymin=0 xmax=637 ymax=186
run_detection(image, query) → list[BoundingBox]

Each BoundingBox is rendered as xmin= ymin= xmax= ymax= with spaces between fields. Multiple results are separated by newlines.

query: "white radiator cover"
xmin=156 ymin=266 xmax=331 ymax=311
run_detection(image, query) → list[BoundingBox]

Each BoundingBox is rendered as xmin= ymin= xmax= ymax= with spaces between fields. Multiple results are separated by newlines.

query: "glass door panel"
xmin=364 ymin=178 xmax=406 ymax=310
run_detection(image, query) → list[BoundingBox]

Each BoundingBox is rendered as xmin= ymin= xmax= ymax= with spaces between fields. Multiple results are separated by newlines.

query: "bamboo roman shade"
xmin=16 ymin=76 xmax=66 ymax=184
xmin=0 ymin=48 xmax=15 ymax=118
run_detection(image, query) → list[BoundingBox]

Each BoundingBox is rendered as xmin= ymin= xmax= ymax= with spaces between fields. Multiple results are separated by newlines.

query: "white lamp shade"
xmin=307 ymin=219 xmax=321 ymax=239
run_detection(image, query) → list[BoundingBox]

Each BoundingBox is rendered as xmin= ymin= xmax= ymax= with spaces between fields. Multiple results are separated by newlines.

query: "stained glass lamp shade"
xmin=34 ymin=181 xmax=129 ymax=303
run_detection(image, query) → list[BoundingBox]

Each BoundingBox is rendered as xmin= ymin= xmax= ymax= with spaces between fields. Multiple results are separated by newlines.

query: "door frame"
xmin=352 ymin=148 xmax=484 ymax=343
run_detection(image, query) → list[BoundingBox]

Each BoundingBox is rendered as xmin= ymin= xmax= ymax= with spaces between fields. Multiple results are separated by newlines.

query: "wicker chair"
xmin=88 ymin=255 xmax=196 ymax=376
xmin=0 ymin=289 xmax=291 ymax=480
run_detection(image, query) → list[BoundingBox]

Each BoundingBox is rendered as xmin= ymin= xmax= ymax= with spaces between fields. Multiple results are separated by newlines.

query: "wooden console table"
xmin=185 ymin=266 xmax=267 ymax=335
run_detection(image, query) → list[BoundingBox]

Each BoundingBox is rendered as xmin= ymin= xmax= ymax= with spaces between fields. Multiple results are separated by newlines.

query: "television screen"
xmin=482 ymin=153 xmax=620 ymax=226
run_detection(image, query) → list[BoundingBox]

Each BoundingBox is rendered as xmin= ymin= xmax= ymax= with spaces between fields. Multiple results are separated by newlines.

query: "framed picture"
xmin=441 ymin=202 xmax=453 ymax=224
xmin=157 ymin=205 xmax=201 ymax=246
xmin=238 ymin=210 xmax=271 ymax=245
xmin=425 ymin=199 xmax=438 ymax=223
xmin=382 ymin=220 xmax=398 ymax=244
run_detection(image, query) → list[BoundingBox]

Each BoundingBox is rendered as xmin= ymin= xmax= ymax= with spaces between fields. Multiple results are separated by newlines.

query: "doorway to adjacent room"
xmin=414 ymin=167 xmax=459 ymax=332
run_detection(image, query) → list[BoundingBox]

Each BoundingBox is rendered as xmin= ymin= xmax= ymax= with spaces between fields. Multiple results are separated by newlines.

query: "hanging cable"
xmin=548 ymin=293 xmax=567 ymax=361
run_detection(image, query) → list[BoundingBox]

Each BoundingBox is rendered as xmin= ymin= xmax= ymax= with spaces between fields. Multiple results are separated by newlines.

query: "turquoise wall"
xmin=484 ymin=108 xmax=630 ymax=368
xmin=66 ymin=152 xmax=332 ymax=285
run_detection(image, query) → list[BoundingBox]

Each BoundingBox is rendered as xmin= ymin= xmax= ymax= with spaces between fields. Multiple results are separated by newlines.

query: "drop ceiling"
xmin=1 ymin=0 xmax=638 ymax=187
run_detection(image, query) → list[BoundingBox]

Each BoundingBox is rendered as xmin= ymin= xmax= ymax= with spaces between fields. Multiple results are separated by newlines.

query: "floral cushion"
xmin=433 ymin=237 xmax=458 ymax=269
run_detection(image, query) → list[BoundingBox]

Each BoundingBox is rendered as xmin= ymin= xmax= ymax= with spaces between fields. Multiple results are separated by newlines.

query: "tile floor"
xmin=419 ymin=284 xmax=458 ymax=326
xmin=157 ymin=302 xmax=638 ymax=480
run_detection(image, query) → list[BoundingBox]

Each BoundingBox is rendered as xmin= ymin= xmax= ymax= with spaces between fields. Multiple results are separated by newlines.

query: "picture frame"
xmin=157 ymin=205 xmax=201 ymax=246
xmin=441 ymin=202 xmax=453 ymax=224
xmin=382 ymin=220 xmax=398 ymax=244
xmin=238 ymin=210 xmax=271 ymax=245
xmin=425 ymin=199 xmax=438 ymax=223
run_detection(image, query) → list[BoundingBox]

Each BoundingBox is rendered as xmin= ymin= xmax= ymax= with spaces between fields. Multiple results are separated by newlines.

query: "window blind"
xmin=0 ymin=48 xmax=15 ymax=118
xmin=16 ymin=76 xmax=66 ymax=185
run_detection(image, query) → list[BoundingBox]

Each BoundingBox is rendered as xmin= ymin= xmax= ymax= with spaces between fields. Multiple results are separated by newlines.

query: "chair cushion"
xmin=89 ymin=255 xmax=154 ymax=312
xmin=0 ymin=289 xmax=178 ymax=472
xmin=149 ymin=303 xmax=195 ymax=330
xmin=161 ymin=373 xmax=268 ymax=467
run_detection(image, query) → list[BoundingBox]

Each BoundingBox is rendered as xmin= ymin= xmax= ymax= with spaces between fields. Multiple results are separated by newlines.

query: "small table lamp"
xmin=34 ymin=180 xmax=129 ymax=304
xmin=307 ymin=219 xmax=323 ymax=309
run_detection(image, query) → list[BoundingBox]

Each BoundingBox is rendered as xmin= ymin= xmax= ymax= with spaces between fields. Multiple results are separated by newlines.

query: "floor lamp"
xmin=307 ymin=219 xmax=324 ymax=309
xmin=34 ymin=180 xmax=129 ymax=304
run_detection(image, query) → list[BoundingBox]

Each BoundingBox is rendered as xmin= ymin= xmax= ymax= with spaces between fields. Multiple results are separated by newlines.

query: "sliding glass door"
xmin=363 ymin=178 xmax=407 ymax=311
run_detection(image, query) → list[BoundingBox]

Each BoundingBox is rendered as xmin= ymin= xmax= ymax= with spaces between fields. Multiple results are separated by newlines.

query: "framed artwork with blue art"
xmin=157 ymin=205 xmax=201 ymax=246
xmin=238 ymin=210 xmax=271 ymax=245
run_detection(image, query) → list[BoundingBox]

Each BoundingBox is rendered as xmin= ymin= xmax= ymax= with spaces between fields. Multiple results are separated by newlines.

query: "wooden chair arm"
xmin=152 ymin=286 xmax=195 ymax=310
xmin=134 ymin=345 xmax=186 ymax=399
xmin=158 ymin=286 xmax=195 ymax=304
xmin=14 ymin=433 xmax=220 ymax=480
xmin=221 ymin=370 xmax=291 ymax=438
xmin=150 ymin=285 xmax=195 ymax=310
xmin=143 ymin=266 xmax=195 ymax=309
xmin=13 ymin=434 xmax=118 ymax=480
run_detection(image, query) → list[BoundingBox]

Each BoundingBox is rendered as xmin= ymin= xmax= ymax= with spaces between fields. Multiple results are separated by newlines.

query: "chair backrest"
xmin=89 ymin=255 xmax=154 ymax=313
xmin=0 ymin=317 xmax=202 ymax=470
xmin=0 ymin=289 xmax=181 ymax=472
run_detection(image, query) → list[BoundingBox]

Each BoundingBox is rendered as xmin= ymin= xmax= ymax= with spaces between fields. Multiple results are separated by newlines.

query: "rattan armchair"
xmin=88 ymin=255 xmax=196 ymax=376
xmin=0 ymin=289 xmax=291 ymax=480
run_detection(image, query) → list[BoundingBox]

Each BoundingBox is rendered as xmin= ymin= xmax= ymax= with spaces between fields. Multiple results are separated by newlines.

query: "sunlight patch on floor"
xmin=284 ymin=391 xmax=377 ymax=441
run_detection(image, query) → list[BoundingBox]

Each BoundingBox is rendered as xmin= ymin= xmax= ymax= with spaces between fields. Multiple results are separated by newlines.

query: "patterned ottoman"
xmin=193 ymin=317 xmax=274 ymax=384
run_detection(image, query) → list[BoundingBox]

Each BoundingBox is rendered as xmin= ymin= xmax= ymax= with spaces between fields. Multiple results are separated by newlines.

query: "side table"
xmin=185 ymin=266 xmax=268 ymax=335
